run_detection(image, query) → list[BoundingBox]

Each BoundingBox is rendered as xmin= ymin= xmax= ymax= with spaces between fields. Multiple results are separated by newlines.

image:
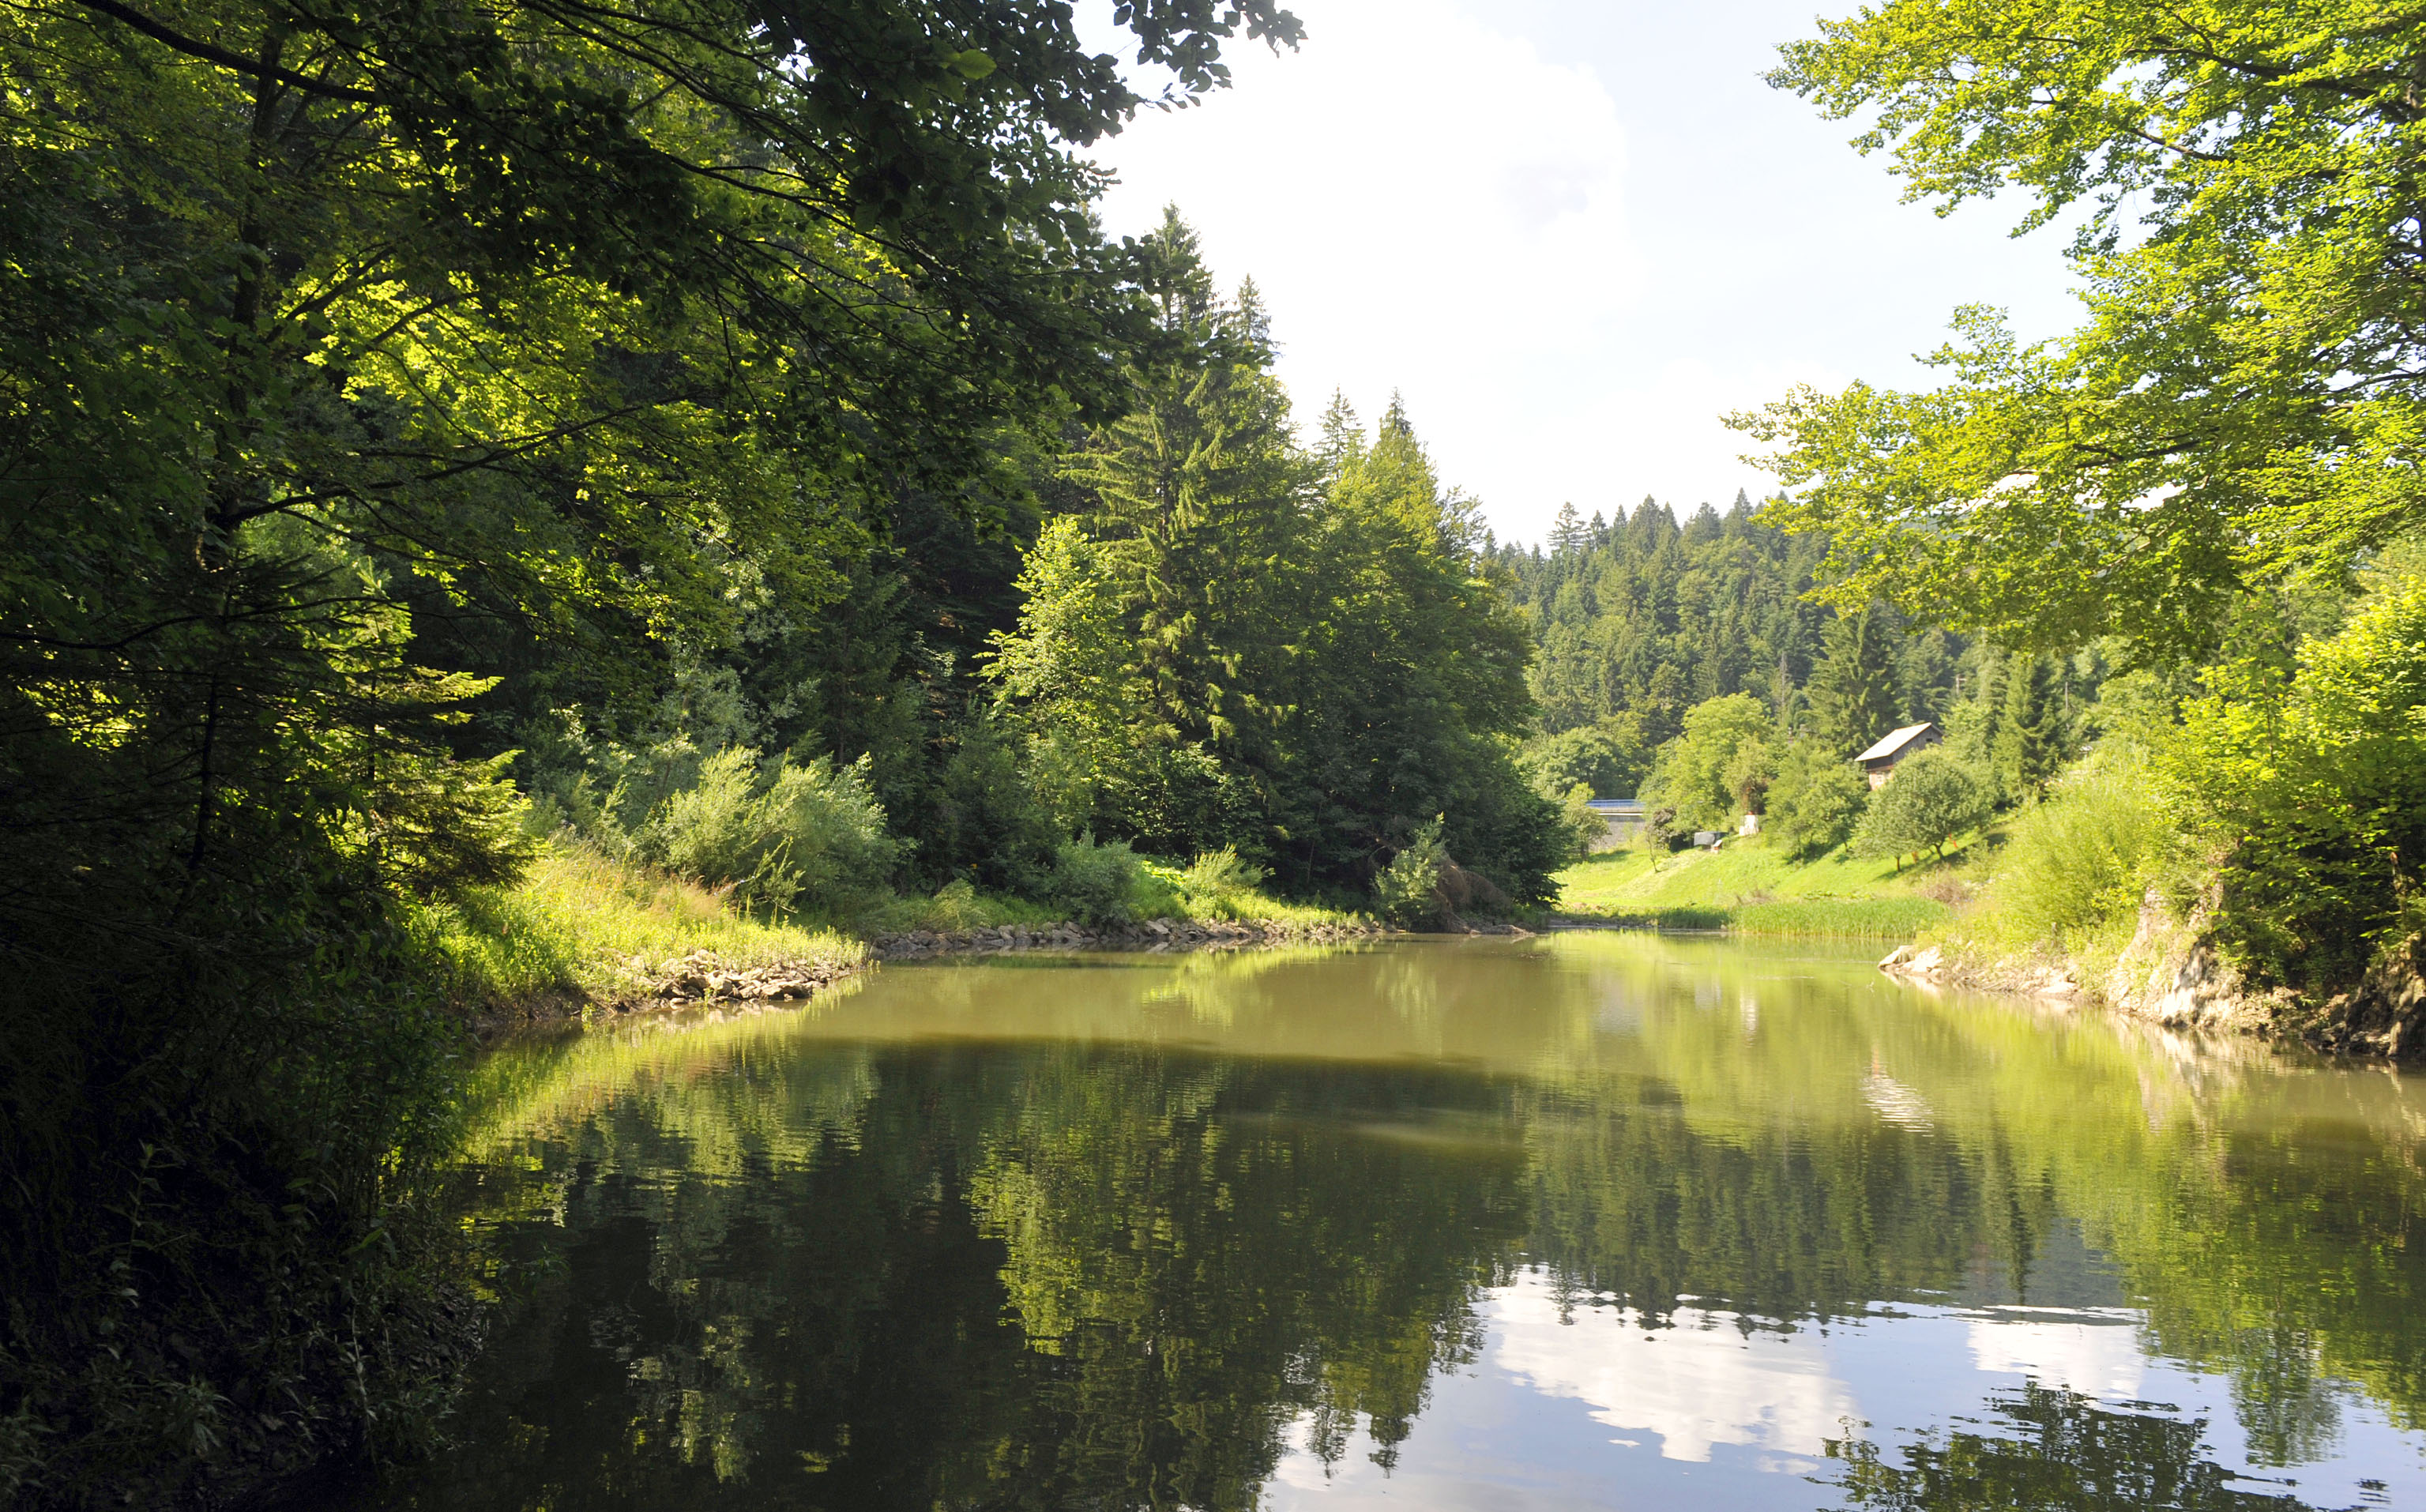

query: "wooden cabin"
xmin=1855 ymin=722 xmax=1941 ymax=789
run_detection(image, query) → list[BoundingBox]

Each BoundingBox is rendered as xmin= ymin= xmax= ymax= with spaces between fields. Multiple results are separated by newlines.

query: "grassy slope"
xmin=1552 ymin=833 xmax=1985 ymax=939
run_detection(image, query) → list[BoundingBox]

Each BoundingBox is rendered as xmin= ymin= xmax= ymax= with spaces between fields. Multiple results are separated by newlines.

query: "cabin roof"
xmin=1855 ymin=722 xmax=1939 ymax=764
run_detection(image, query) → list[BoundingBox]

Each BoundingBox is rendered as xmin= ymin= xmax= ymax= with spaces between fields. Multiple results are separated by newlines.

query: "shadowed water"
xmin=361 ymin=934 xmax=2426 ymax=1510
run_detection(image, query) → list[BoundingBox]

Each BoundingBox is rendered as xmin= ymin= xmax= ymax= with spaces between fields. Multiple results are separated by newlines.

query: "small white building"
xmin=1855 ymin=723 xmax=1941 ymax=789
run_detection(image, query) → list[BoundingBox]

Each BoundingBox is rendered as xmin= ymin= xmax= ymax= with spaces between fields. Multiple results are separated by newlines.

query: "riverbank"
xmin=408 ymin=842 xmax=1382 ymax=1034
xmin=1883 ymin=892 xmax=2426 ymax=1060
xmin=1549 ymin=835 xmax=1975 ymax=939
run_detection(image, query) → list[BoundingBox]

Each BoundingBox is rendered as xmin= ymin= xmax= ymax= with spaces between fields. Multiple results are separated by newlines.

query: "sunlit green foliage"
xmin=990 ymin=221 xmax=1561 ymax=905
xmin=1373 ymin=817 xmax=1450 ymax=930
xmin=1642 ymin=692 xmax=1774 ymax=833
xmin=2163 ymin=574 xmax=2426 ymax=993
xmin=1743 ymin=2 xmax=2426 ymax=658
xmin=1766 ymin=740 xmax=1874 ymax=859
xmin=1856 ymin=750 xmax=1994 ymax=864
xmin=1953 ymin=745 xmax=2172 ymax=964
xmin=402 ymin=843 xmax=867 ymax=1010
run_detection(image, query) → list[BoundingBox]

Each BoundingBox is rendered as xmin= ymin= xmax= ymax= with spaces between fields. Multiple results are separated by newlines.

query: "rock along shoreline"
xmin=1873 ymin=891 xmax=2426 ymax=1060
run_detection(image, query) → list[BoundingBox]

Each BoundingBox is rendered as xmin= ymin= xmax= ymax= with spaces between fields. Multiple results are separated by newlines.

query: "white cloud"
xmin=1081 ymin=0 xmax=2089 ymax=543
xmin=1489 ymin=1273 xmax=1859 ymax=1464
xmin=1968 ymin=1312 xmax=2147 ymax=1401
xmin=1089 ymin=0 xmax=1642 ymax=536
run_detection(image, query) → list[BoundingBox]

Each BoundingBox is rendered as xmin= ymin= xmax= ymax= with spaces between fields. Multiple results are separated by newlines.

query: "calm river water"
xmin=363 ymin=934 xmax=2426 ymax=1510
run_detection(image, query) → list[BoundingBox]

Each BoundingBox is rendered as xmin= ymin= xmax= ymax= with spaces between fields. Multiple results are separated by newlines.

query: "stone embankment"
xmin=872 ymin=916 xmax=1382 ymax=958
xmin=1873 ymin=893 xmax=2269 ymax=1035
xmin=1875 ymin=942 xmax=2085 ymax=1001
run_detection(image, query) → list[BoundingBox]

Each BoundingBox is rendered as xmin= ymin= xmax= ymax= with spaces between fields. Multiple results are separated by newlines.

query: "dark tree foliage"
xmin=1807 ymin=602 xmax=1908 ymax=758
xmin=0 ymin=0 xmax=1296 ymax=1501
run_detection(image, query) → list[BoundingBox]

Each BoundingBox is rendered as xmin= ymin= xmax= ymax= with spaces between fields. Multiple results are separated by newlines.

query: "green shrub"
xmin=1765 ymin=742 xmax=1871 ymax=859
xmin=1990 ymin=744 xmax=2168 ymax=950
xmin=1176 ymin=847 xmax=1269 ymax=918
xmin=2165 ymin=574 xmax=2426 ymax=991
xmin=1044 ymin=833 xmax=1144 ymax=925
xmin=1375 ymin=817 xmax=1448 ymax=928
xmin=630 ymin=747 xmax=900 ymax=922
xmin=1855 ymin=750 xmax=1992 ymax=865
xmin=1558 ymin=782 xmax=1605 ymax=860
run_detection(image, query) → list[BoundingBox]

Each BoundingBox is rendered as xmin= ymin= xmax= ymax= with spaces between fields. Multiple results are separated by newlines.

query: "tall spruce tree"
xmin=1994 ymin=652 xmax=2070 ymax=799
xmin=1806 ymin=604 xmax=1905 ymax=756
xmin=991 ymin=218 xmax=1559 ymax=898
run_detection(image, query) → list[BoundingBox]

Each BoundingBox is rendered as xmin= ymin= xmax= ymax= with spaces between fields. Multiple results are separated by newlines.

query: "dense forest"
xmin=0 ymin=0 xmax=1569 ymax=1503
xmin=1492 ymin=493 xmax=2095 ymax=860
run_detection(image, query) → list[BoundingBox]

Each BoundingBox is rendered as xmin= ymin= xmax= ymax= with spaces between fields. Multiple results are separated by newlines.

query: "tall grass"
xmin=402 ymin=844 xmax=865 ymax=1009
xmin=1940 ymin=745 xmax=2166 ymax=969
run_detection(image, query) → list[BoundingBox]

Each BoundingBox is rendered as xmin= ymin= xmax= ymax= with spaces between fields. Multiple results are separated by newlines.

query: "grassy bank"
xmin=403 ymin=846 xmax=870 ymax=1011
xmin=1552 ymin=834 xmax=1980 ymax=938
xmin=403 ymin=842 xmax=1369 ymax=1018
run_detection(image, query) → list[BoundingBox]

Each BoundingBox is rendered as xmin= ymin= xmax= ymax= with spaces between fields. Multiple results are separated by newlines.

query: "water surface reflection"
xmin=367 ymin=935 xmax=2426 ymax=1510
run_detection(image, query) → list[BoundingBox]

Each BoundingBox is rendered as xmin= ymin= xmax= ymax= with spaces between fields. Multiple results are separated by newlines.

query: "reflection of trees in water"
xmin=386 ymin=1044 xmax=1528 ymax=1510
xmin=1518 ymin=1082 xmax=2061 ymax=1324
xmin=970 ymin=1051 xmax=1527 ymax=1486
xmin=1826 ymin=1382 xmax=2315 ymax=1510
xmin=382 ymin=940 xmax=2426 ymax=1510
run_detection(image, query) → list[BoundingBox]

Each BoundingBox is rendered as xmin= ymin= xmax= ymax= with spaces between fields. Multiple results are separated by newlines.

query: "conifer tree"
xmin=1551 ymin=502 xmax=1586 ymax=555
xmin=1314 ymin=390 xmax=1366 ymax=480
xmin=1806 ymin=605 xmax=1904 ymax=756
xmin=1994 ymin=653 xmax=2070 ymax=799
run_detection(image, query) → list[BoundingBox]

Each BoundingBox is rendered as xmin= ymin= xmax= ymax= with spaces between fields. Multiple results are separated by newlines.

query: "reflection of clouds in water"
xmin=1488 ymin=1273 xmax=1857 ymax=1463
xmin=1966 ymin=1311 xmax=2146 ymax=1401
xmin=1863 ymin=1059 xmax=1934 ymax=1130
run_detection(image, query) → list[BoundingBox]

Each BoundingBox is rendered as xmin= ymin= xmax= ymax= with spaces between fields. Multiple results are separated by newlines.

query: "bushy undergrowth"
xmin=2 ymin=833 xmax=476 ymax=1509
xmin=1037 ymin=833 xmax=1144 ymax=926
xmin=2163 ymin=576 xmax=2426 ymax=994
xmin=1374 ymin=818 xmax=1450 ymax=928
xmin=1950 ymin=746 xmax=2168 ymax=964
xmin=535 ymin=739 xmax=900 ymax=927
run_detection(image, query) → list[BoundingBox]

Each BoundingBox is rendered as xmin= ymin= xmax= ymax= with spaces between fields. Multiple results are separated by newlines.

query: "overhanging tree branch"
xmin=67 ymin=0 xmax=378 ymax=103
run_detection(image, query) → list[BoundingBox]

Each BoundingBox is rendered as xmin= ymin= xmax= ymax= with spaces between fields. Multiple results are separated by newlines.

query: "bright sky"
xmin=1084 ymin=0 xmax=2086 ymax=547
